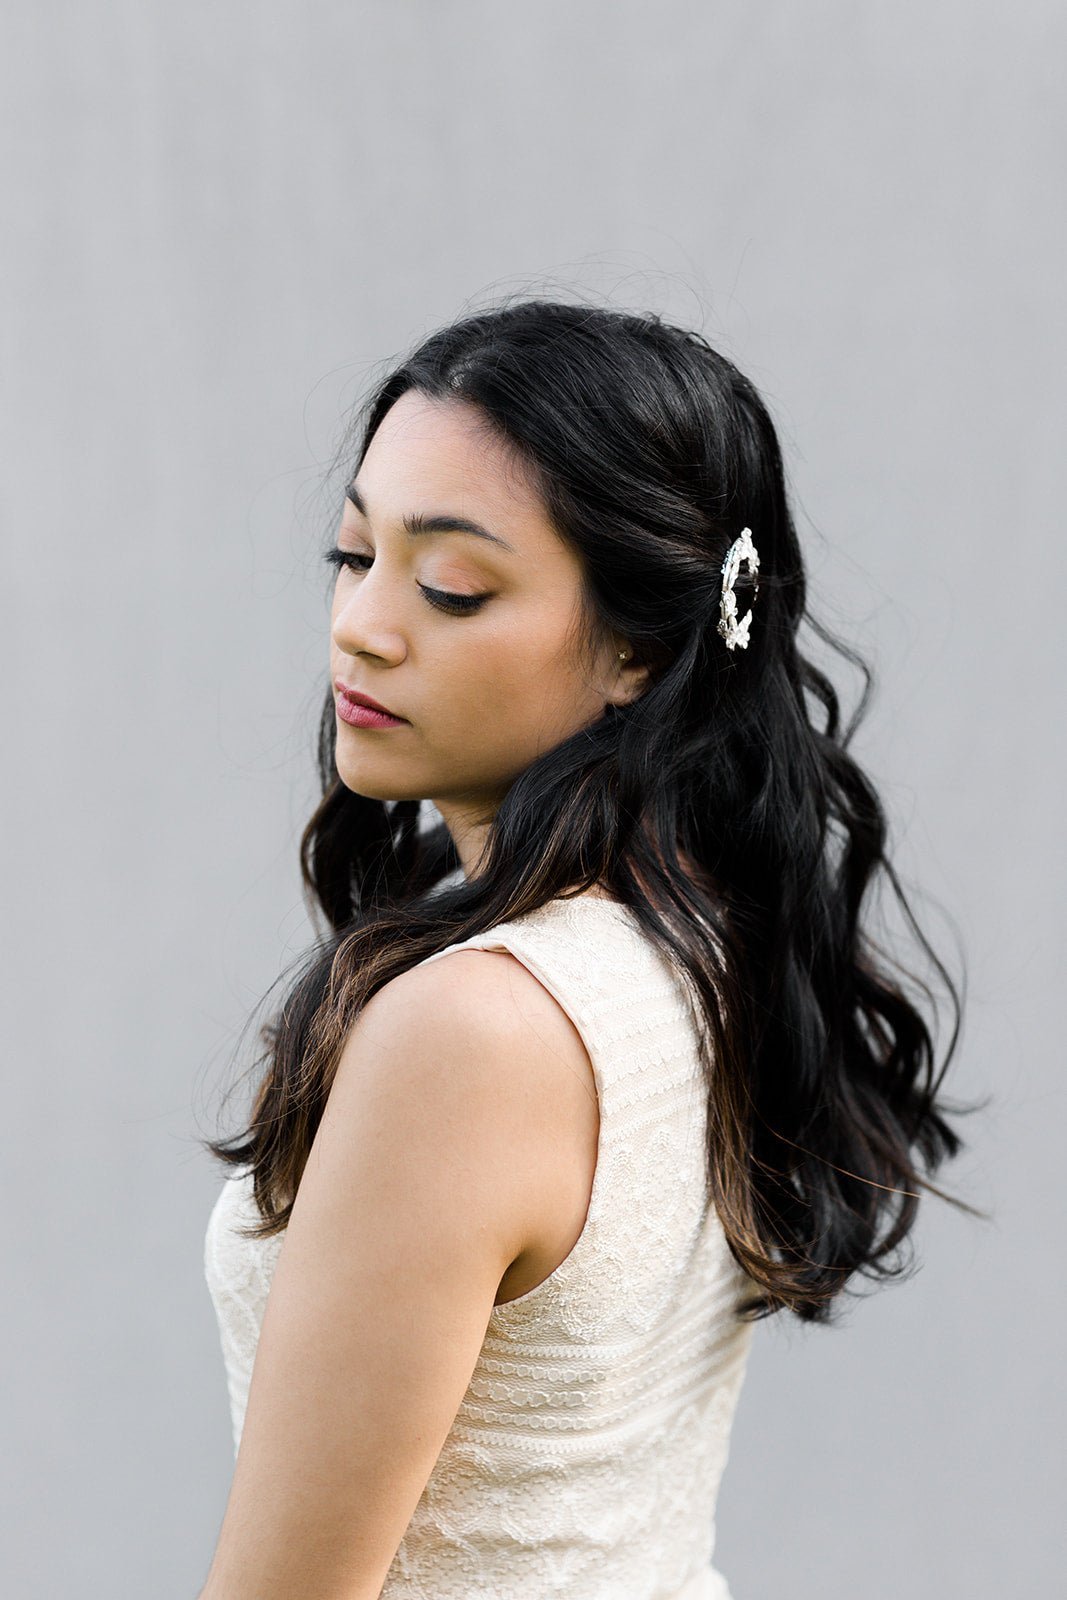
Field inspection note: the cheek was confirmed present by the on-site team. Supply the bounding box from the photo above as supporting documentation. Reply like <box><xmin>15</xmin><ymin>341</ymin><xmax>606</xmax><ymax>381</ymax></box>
<box><xmin>465</xmin><ymin>622</ymin><xmax>591</xmax><ymax>739</ymax></box>
<box><xmin>436</xmin><ymin>627</ymin><xmax>530</xmax><ymax>716</ymax></box>
<box><xmin>417</xmin><ymin>621</ymin><xmax>549</xmax><ymax>746</ymax></box>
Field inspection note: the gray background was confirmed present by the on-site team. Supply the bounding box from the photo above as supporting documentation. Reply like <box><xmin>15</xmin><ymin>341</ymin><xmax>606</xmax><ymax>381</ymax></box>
<box><xmin>3</xmin><ymin>2</ymin><xmax>1062</xmax><ymax>1596</ymax></box>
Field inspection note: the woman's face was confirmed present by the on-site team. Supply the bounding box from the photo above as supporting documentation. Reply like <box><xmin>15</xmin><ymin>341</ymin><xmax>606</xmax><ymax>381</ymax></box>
<box><xmin>329</xmin><ymin>390</ymin><xmax>645</xmax><ymax>847</ymax></box>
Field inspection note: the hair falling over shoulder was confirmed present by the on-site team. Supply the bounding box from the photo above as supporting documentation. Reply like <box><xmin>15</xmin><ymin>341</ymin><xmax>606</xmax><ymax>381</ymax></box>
<box><xmin>202</xmin><ymin>295</ymin><xmax>986</xmax><ymax>1325</ymax></box>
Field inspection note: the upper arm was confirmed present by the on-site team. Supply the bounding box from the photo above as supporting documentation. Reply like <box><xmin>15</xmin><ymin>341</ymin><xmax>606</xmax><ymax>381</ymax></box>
<box><xmin>200</xmin><ymin>947</ymin><xmax>598</xmax><ymax>1600</ymax></box>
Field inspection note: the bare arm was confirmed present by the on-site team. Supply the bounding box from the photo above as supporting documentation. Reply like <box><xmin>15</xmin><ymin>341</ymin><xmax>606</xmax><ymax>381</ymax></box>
<box><xmin>197</xmin><ymin>946</ymin><xmax>598</xmax><ymax>1600</ymax></box>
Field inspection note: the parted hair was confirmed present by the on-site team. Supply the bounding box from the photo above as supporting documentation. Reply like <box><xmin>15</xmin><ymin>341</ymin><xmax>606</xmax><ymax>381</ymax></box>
<box><xmin>204</xmin><ymin>295</ymin><xmax>983</xmax><ymax>1324</ymax></box>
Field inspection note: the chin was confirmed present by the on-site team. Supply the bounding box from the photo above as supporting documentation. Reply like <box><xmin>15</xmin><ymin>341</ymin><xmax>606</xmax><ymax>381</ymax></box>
<box><xmin>338</xmin><ymin>773</ymin><xmax>422</xmax><ymax>803</ymax></box>
<box><xmin>334</xmin><ymin>753</ymin><xmax>419</xmax><ymax>803</ymax></box>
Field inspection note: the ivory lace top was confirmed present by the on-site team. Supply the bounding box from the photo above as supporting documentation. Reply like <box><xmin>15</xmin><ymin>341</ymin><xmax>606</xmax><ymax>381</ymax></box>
<box><xmin>204</xmin><ymin>893</ymin><xmax>756</xmax><ymax>1600</ymax></box>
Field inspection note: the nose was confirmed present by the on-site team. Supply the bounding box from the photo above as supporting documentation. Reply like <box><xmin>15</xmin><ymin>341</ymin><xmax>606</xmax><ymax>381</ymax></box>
<box><xmin>331</xmin><ymin>569</ymin><xmax>408</xmax><ymax>666</ymax></box>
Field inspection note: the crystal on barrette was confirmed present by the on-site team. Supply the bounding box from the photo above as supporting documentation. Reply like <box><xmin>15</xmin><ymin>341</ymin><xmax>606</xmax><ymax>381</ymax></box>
<box><xmin>717</xmin><ymin>526</ymin><xmax>760</xmax><ymax>651</ymax></box>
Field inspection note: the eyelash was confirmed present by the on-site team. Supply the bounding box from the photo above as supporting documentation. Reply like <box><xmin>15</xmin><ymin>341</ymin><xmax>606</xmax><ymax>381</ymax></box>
<box><xmin>322</xmin><ymin>548</ymin><xmax>490</xmax><ymax>617</ymax></box>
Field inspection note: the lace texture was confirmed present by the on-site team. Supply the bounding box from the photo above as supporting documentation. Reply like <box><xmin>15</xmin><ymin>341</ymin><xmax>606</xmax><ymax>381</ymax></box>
<box><xmin>204</xmin><ymin>895</ymin><xmax>755</xmax><ymax>1599</ymax></box>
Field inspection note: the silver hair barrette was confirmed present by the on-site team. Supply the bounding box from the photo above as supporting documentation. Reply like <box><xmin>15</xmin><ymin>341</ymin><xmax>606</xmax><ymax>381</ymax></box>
<box><xmin>717</xmin><ymin>526</ymin><xmax>761</xmax><ymax>651</ymax></box>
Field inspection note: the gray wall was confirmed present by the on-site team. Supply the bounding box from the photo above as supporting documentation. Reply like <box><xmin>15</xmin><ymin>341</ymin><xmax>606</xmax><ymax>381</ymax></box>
<box><xmin>3</xmin><ymin>3</ymin><xmax>1061</xmax><ymax>1595</ymax></box>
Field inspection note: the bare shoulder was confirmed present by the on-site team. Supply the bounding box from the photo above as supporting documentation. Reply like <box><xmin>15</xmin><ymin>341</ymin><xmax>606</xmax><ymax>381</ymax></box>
<box><xmin>358</xmin><ymin>943</ymin><xmax>598</xmax><ymax>1104</ymax></box>
<box><xmin>351</xmin><ymin>944</ymin><xmax>600</xmax><ymax>1291</ymax></box>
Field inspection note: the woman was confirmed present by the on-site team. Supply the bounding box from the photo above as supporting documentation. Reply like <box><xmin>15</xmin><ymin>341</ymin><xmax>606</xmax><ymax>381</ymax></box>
<box><xmin>200</xmin><ymin>298</ymin><xmax>975</xmax><ymax>1600</ymax></box>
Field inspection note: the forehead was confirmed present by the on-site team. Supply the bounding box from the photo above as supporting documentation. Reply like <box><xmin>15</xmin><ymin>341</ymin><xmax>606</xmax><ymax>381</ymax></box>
<box><xmin>354</xmin><ymin>391</ymin><xmax>562</xmax><ymax>557</ymax></box>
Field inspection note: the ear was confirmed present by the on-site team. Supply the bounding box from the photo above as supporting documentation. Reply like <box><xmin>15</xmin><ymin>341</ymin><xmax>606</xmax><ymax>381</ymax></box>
<box><xmin>606</xmin><ymin>648</ymin><xmax>650</xmax><ymax>708</ymax></box>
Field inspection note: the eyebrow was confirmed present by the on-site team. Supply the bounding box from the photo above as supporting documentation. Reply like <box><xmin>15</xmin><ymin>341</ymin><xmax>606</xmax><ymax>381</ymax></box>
<box><xmin>344</xmin><ymin>479</ymin><xmax>517</xmax><ymax>554</ymax></box>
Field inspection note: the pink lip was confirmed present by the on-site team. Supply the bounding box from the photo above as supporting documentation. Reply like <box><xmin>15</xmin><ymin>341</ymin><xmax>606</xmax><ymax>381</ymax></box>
<box><xmin>334</xmin><ymin>680</ymin><xmax>407</xmax><ymax>728</ymax></box>
<box><xmin>337</xmin><ymin>698</ymin><xmax>406</xmax><ymax>729</ymax></box>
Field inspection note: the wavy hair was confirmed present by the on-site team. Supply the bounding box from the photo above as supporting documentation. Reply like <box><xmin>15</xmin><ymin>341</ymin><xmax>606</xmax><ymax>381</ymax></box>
<box><xmin>203</xmin><ymin>296</ymin><xmax>984</xmax><ymax>1324</ymax></box>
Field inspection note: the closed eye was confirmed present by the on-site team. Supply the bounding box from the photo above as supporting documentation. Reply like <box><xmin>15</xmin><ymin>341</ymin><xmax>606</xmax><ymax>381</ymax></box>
<box><xmin>323</xmin><ymin>547</ymin><xmax>491</xmax><ymax>617</ymax></box>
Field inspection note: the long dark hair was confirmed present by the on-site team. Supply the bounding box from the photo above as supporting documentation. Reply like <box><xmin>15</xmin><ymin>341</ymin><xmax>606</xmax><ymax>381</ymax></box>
<box><xmin>203</xmin><ymin>295</ymin><xmax>985</xmax><ymax>1324</ymax></box>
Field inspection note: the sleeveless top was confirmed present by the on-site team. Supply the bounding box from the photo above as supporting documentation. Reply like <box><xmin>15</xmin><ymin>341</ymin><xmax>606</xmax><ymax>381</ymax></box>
<box><xmin>204</xmin><ymin>894</ymin><xmax>757</xmax><ymax>1600</ymax></box>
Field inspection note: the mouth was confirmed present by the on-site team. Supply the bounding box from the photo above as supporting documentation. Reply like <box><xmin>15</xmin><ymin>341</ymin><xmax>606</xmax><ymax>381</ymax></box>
<box><xmin>334</xmin><ymin>679</ymin><xmax>408</xmax><ymax>728</ymax></box>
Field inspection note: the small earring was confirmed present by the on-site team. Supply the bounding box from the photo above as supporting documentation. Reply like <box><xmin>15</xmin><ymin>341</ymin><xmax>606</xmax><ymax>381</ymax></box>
<box><xmin>618</xmin><ymin>650</ymin><xmax>629</xmax><ymax>662</ymax></box>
